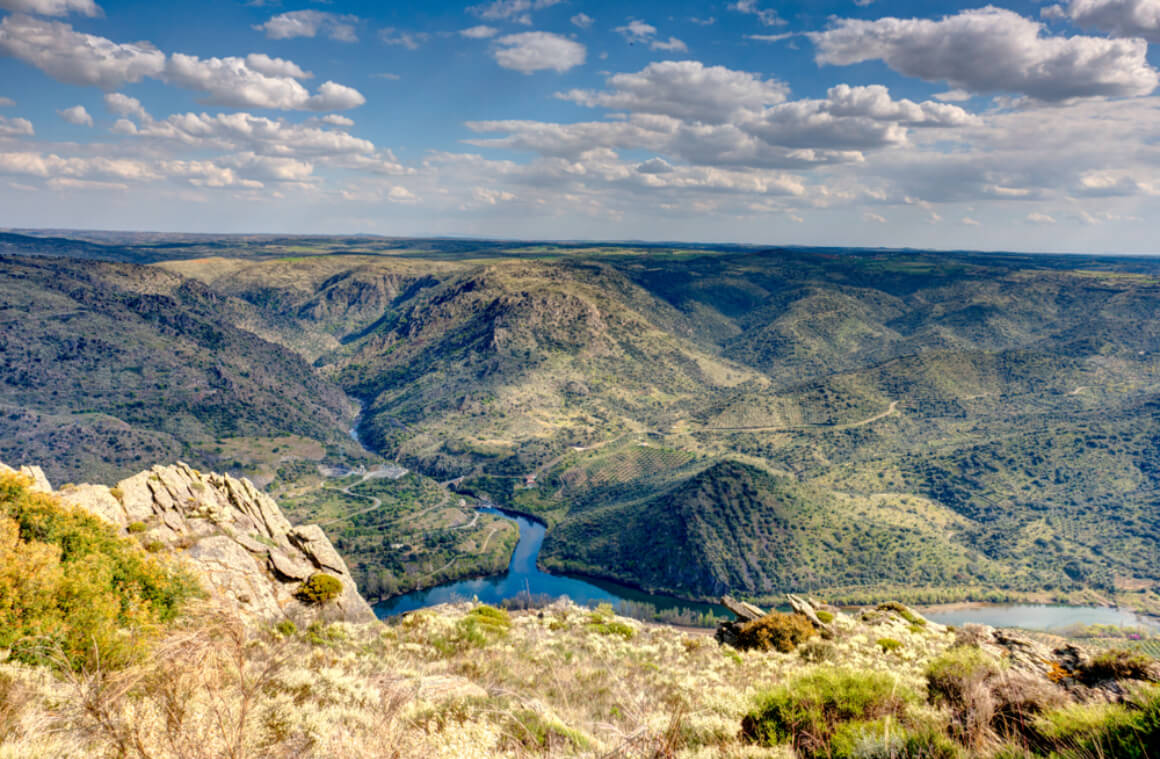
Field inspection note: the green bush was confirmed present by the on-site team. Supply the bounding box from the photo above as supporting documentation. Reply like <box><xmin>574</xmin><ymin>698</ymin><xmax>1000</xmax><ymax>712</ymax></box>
<box><xmin>1034</xmin><ymin>690</ymin><xmax>1160</xmax><ymax>759</ymax></box>
<box><xmin>742</xmin><ymin>667</ymin><xmax>915</xmax><ymax>757</ymax></box>
<box><xmin>1080</xmin><ymin>649</ymin><xmax>1156</xmax><ymax>684</ymax></box>
<box><xmin>274</xmin><ymin>619</ymin><xmax>298</xmax><ymax>638</ymax></box>
<box><xmin>735</xmin><ymin>612</ymin><xmax>817</xmax><ymax>653</ymax></box>
<box><xmin>127</xmin><ymin>521</ymin><xmax>148</xmax><ymax>533</ymax></box>
<box><xmin>0</xmin><ymin>473</ymin><xmax>199</xmax><ymax>671</ymax></box>
<box><xmin>926</xmin><ymin>647</ymin><xmax>1001</xmax><ymax>707</ymax></box>
<box><xmin>878</xmin><ymin>638</ymin><xmax>903</xmax><ymax>653</ymax></box>
<box><xmin>830</xmin><ymin>718</ymin><xmax>961</xmax><ymax>759</ymax></box>
<box><xmin>815</xmin><ymin>610</ymin><xmax>835</xmax><ymax>624</ymax></box>
<box><xmin>295</xmin><ymin>573</ymin><xmax>344</xmax><ymax>604</ymax></box>
<box><xmin>799</xmin><ymin>639</ymin><xmax>837</xmax><ymax>663</ymax></box>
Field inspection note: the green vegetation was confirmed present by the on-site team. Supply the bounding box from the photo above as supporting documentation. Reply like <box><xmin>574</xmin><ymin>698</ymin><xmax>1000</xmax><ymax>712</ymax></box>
<box><xmin>742</xmin><ymin>668</ymin><xmax>916</xmax><ymax>757</ymax></box>
<box><xmin>295</xmin><ymin>573</ymin><xmax>343</xmax><ymax>604</ymax></box>
<box><xmin>7</xmin><ymin>237</ymin><xmax>1160</xmax><ymax>609</ymax></box>
<box><xmin>0</xmin><ymin>472</ymin><xmax>197</xmax><ymax>669</ymax></box>
<box><xmin>734</xmin><ymin>612</ymin><xmax>817</xmax><ymax>653</ymax></box>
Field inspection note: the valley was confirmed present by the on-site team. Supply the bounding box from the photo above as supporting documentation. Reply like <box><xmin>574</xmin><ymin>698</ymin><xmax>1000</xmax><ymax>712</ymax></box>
<box><xmin>3</xmin><ymin>232</ymin><xmax>1160</xmax><ymax>615</ymax></box>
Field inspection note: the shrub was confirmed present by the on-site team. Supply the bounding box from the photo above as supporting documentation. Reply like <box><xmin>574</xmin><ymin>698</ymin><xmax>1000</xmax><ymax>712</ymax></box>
<box><xmin>830</xmin><ymin>719</ymin><xmax>961</xmax><ymax>759</ymax></box>
<box><xmin>878</xmin><ymin>638</ymin><xmax>903</xmax><ymax>653</ymax></box>
<box><xmin>127</xmin><ymin>521</ymin><xmax>147</xmax><ymax>533</ymax></box>
<box><xmin>742</xmin><ymin>667</ymin><xmax>915</xmax><ymax>757</ymax></box>
<box><xmin>735</xmin><ymin>612</ymin><xmax>817</xmax><ymax>653</ymax></box>
<box><xmin>109</xmin><ymin>486</ymin><xmax>124</xmax><ymax>502</ymax></box>
<box><xmin>1080</xmin><ymin>648</ymin><xmax>1157</xmax><ymax>684</ymax></box>
<box><xmin>296</xmin><ymin>573</ymin><xmax>344</xmax><ymax>604</ymax></box>
<box><xmin>816</xmin><ymin>610</ymin><xmax>835</xmax><ymax>624</ymax></box>
<box><xmin>0</xmin><ymin>473</ymin><xmax>198</xmax><ymax>671</ymax></box>
<box><xmin>800</xmin><ymin>639</ymin><xmax>837</xmax><ymax>663</ymax></box>
<box><xmin>274</xmin><ymin>619</ymin><xmax>297</xmax><ymax>638</ymax></box>
<box><xmin>1034</xmin><ymin>690</ymin><xmax>1160</xmax><ymax>759</ymax></box>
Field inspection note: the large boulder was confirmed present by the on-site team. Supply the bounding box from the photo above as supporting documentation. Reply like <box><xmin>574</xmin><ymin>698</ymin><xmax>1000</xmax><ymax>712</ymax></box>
<box><xmin>3</xmin><ymin>459</ymin><xmax>376</xmax><ymax>626</ymax></box>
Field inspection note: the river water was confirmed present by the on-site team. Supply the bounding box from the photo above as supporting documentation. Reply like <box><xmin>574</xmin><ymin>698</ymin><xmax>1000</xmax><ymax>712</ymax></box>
<box><xmin>373</xmin><ymin>508</ymin><xmax>728</xmax><ymax>620</ymax></box>
<box><xmin>373</xmin><ymin>508</ymin><xmax>1160</xmax><ymax>632</ymax></box>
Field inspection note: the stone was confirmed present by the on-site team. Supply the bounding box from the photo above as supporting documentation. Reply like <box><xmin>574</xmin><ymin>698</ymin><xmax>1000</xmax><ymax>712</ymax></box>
<box><xmin>2</xmin><ymin>458</ymin><xmax>377</xmax><ymax>626</ymax></box>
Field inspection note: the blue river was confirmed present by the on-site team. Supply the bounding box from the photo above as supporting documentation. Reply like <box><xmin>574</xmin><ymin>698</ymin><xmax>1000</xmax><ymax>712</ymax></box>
<box><xmin>374</xmin><ymin>508</ymin><xmax>1160</xmax><ymax>633</ymax></box>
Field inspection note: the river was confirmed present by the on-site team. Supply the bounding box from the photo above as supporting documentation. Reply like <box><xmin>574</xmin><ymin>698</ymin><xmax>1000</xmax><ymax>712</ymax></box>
<box><xmin>373</xmin><ymin>508</ymin><xmax>1160</xmax><ymax>633</ymax></box>
<box><xmin>373</xmin><ymin>507</ymin><xmax>728</xmax><ymax>620</ymax></box>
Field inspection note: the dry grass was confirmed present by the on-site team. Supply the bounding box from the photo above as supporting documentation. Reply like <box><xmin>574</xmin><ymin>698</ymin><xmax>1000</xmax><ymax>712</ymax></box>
<box><xmin>0</xmin><ymin>598</ymin><xmax>959</xmax><ymax>759</ymax></box>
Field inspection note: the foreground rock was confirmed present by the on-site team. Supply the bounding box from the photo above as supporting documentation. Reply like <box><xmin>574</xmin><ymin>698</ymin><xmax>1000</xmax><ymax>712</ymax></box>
<box><xmin>2</xmin><ymin>460</ymin><xmax>375</xmax><ymax>626</ymax></box>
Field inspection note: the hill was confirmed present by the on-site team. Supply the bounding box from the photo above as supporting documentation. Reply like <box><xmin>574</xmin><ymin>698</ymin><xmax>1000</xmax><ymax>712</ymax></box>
<box><xmin>2</xmin><ymin>233</ymin><xmax>1160</xmax><ymax>610</ymax></box>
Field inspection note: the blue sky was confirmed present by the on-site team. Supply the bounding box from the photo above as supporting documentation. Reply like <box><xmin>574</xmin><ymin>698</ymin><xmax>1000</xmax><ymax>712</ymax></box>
<box><xmin>2</xmin><ymin>0</ymin><xmax>1160</xmax><ymax>252</ymax></box>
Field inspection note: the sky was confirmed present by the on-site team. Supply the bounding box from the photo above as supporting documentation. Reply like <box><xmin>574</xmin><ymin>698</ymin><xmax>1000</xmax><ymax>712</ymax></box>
<box><xmin>2</xmin><ymin>0</ymin><xmax>1160</xmax><ymax>252</ymax></box>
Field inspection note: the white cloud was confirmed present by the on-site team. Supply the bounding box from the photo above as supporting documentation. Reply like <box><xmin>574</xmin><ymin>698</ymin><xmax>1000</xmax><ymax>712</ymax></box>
<box><xmin>863</xmin><ymin>211</ymin><xmax>887</xmax><ymax>223</ymax></box>
<box><xmin>255</xmin><ymin>11</ymin><xmax>359</xmax><ymax>42</ymax></box>
<box><xmin>746</xmin><ymin>33</ymin><xmax>796</xmax><ymax>42</ymax></box>
<box><xmin>961</xmin><ymin>216</ymin><xmax>981</xmax><ymax>226</ymax></box>
<box><xmin>560</xmin><ymin>61</ymin><xmax>788</xmax><ymax>123</ymax></box>
<box><xmin>0</xmin><ymin>14</ymin><xmax>165</xmax><ymax>89</ymax></box>
<box><xmin>57</xmin><ymin>104</ymin><xmax>92</xmax><ymax>126</ymax></box>
<box><xmin>493</xmin><ymin>32</ymin><xmax>585</xmax><ymax>74</ymax></box>
<box><xmin>1044</xmin><ymin>0</ymin><xmax>1160</xmax><ymax>43</ymax></box>
<box><xmin>322</xmin><ymin>114</ymin><xmax>354</xmax><ymax>127</ymax></box>
<box><xmin>110</xmin><ymin>118</ymin><xmax>136</xmax><ymax>134</ymax></box>
<box><xmin>469</xmin><ymin>0</ymin><xmax>563</xmax><ymax>22</ymax></box>
<box><xmin>729</xmin><ymin>0</ymin><xmax>785</xmax><ymax>26</ymax></box>
<box><xmin>934</xmin><ymin>89</ymin><xmax>972</xmax><ymax>102</ymax></box>
<box><xmin>1027</xmin><ymin>212</ymin><xmax>1057</xmax><ymax>223</ymax></box>
<box><xmin>103</xmin><ymin>92</ymin><xmax>148</xmax><ymax>121</ymax></box>
<box><xmin>616</xmin><ymin>20</ymin><xmax>657</xmax><ymax>41</ymax></box>
<box><xmin>135</xmin><ymin>111</ymin><xmax>376</xmax><ymax>157</ymax></box>
<box><xmin>0</xmin><ymin>0</ymin><xmax>100</xmax><ymax>17</ymax></box>
<box><xmin>460</xmin><ymin>25</ymin><xmax>499</xmax><ymax>39</ymax></box>
<box><xmin>243</xmin><ymin>53</ymin><xmax>311</xmax><ymax>80</ymax></box>
<box><xmin>0</xmin><ymin>151</ymin><xmax>158</xmax><ymax>181</ymax></box>
<box><xmin>380</xmin><ymin>28</ymin><xmax>428</xmax><ymax>50</ymax></box>
<box><xmin>651</xmin><ymin>37</ymin><xmax>688</xmax><ymax>52</ymax></box>
<box><xmin>0</xmin><ymin>97</ymin><xmax>13</xmax><ymax>106</ymax></box>
<box><xmin>164</xmin><ymin>54</ymin><xmax>364</xmax><ymax>111</ymax></box>
<box><xmin>0</xmin><ymin>115</ymin><xmax>34</xmax><ymax>137</ymax></box>
<box><xmin>810</xmin><ymin>6</ymin><xmax>1158</xmax><ymax>101</ymax></box>
<box><xmin>0</xmin><ymin>15</ymin><xmax>364</xmax><ymax>110</ymax></box>
<box><xmin>571</xmin><ymin>13</ymin><xmax>594</xmax><ymax>29</ymax></box>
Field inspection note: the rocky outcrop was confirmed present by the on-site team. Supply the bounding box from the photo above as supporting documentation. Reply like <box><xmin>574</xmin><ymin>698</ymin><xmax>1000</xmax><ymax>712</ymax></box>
<box><xmin>2</xmin><ymin>460</ymin><xmax>376</xmax><ymax>626</ymax></box>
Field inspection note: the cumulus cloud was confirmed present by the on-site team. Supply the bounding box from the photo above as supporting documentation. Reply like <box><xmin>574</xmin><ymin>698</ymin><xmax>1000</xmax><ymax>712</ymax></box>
<box><xmin>0</xmin><ymin>14</ymin><xmax>165</xmax><ymax>89</ymax></box>
<box><xmin>135</xmin><ymin>111</ymin><xmax>376</xmax><ymax>157</ymax></box>
<box><xmin>255</xmin><ymin>11</ymin><xmax>359</xmax><ymax>42</ymax></box>
<box><xmin>0</xmin><ymin>97</ymin><xmax>13</xmax><ymax>106</ymax></box>
<box><xmin>1027</xmin><ymin>212</ymin><xmax>1057</xmax><ymax>223</ymax></box>
<box><xmin>165</xmin><ymin>54</ymin><xmax>364</xmax><ymax>110</ymax></box>
<box><xmin>1044</xmin><ymin>0</ymin><xmax>1160</xmax><ymax>42</ymax></box>
<box><xmin>243</xmin><ymin>53</ymin><xmax>311</xmax><ymax>80</ymax></box>
<box><xmin>460</xmin><ymin>25</ymin><xmax>499</xmax><ymax>39</ymax></box>
<box><xmin>728</xmin><ymin>0</ymin><xmax>785</xmax><ymax>26</ymax></box>
<box><xmin>103</xmin><ymin>92</ymin><xmax>149</xmax><ymax>121</ymax></box>
<box><xmin>571</xmin><ymin>13</ymin><xmax>594</xmax><ymax>29</ymax></box>
<box><xmin>0</xmin><ymin>15</ymin><xmax>364</xmax><ymax>110</ymax></box>
<box><xmin>0</xmin><ymin>115</ymin><xmax>34</xmax><ymax>137</ymax></box>
<box><xmin>810</xmin><ymin>6</ymin><xmax>1158</xmax><ymax>101</ymax></box>
<box><xmin>470</xmin><ymin>0</ymin><xmax>564</xmax><ymax>22</ymax></box>
<box><xmin>616</xmin><ymin>19</ymin><xmax>657</xmax><ymax>41</ymax></box>
<box><xmin>559</xmin><ymin>60</ymin><xmax>789</xmax><ymax>123</ymax></box>
<box><xmin>322</xmin><ymin>114</ymin><xmax>354</xmax><ymax>127</ymax></box>
<box><xmin>493</xmin><ymin>32</ymin><xmax>585</xmax><ymax>74</ymax></box>
<box><xmin>0</xmin><ymin>0</ymin><xmax>100</xmax><ymax>17</ymax></box>
<box><xmin>57</xmin><ymin>104</ymin><xmax>92</xmax><ymax>126</ymax></box>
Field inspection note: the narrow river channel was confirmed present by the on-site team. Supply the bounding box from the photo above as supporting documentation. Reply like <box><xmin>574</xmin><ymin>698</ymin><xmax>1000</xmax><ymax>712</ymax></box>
<box><xmin>374</xmin><ymin>507</ymin><xmax>728</xmax><ymax>620</ymax></box>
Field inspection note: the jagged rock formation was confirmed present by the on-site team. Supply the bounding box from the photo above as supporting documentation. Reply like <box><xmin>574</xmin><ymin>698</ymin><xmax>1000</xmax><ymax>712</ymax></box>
<box><xmin>1</xmin><ymin>460</ymin><xmax>376</xmax><ymax>626</ymax></box>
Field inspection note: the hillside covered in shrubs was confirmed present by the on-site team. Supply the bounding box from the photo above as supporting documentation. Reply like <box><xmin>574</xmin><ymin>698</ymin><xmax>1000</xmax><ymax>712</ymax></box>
<box><xmin>2</xmin><ymin>463</ymin><xmax>1158</xmax><ymax>758</ymax></box>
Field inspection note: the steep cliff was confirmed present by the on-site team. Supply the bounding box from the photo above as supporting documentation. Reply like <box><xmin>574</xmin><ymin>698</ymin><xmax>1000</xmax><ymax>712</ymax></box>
<box><xmin>0</xmin><ymin>459</ymin><xmax>375</xmax><ymax>625</ymax></box>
